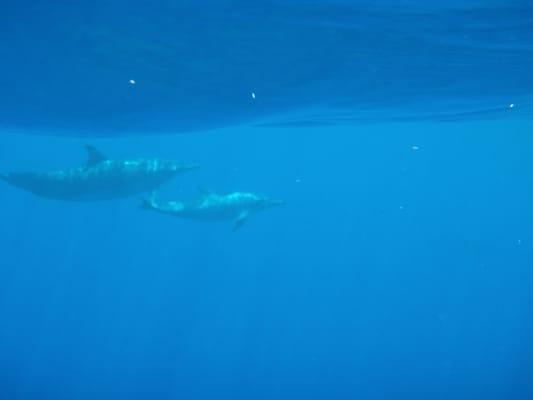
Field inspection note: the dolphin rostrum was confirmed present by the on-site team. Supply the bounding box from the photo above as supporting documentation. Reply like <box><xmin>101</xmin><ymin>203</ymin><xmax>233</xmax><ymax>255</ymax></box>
<box><xmin>141</xmin><ymin>189</ymin><xmax>284</xmax><ymax>230</ymax></box>
<box><xmin>0</xmin><ymin>145</ymin><xmax>199</xmax><ymax>201</ymax></box>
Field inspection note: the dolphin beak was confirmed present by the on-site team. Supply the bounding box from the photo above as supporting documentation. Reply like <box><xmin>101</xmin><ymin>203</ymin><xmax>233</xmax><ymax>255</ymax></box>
<box><xmin>178</xmin><ymin>163</ymin><xmax>200</xmax><ymax>172</ymax></box>
<box><xmin>270</xmin><ymin>199</ymin><xmax>285</xmax><ymax>206</ymax></box>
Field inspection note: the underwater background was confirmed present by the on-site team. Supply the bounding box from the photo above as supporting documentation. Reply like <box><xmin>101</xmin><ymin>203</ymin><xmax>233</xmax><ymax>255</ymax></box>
<box><xmin>1</xmin><ymin>1</ymin><xmax>533</xmax><ymax>399</ymax></box>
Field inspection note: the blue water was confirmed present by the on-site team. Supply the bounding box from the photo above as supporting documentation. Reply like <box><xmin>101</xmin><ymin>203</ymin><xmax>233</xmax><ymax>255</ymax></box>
<box><xmin>1</xmin><ymin>1</ymin><xmax>533</xmax><ymax>399</ymax></box>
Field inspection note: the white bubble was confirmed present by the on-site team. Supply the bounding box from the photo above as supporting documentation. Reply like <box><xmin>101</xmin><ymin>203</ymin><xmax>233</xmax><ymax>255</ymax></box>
<box><xmin>295</xmin><ymin>178</ymin><xmax>301</xmax><ymax>183</ymax></box>
<box><xmin>509</xmin><ymin>103</ymin><xmax>515</xmax><ymax>109</ymax></box>
<box><xmin>251</xmin><ymin>92</ymin><xmax>256</xmax><ymax>99</ymax></box>
<box><xmin>411</xmin><ymin>145</ymin><xmax>419</xmax><ymax>151</ymax></box>
<box><xmin>129</xmin><ymin>79</ymin><xmax>136</xmax><ymax>85</ymax></box>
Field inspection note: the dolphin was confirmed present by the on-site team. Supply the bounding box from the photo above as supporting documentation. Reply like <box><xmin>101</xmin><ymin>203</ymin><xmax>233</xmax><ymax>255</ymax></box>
<box><xmin>0</xmin><ymin>145</ymin><xmax>199</xmax><ymax>201</ymax></box>
<box><xmin>141</xmin><ymin>189</ymin><xmax>284</xmax><ymax>230</ymax></box>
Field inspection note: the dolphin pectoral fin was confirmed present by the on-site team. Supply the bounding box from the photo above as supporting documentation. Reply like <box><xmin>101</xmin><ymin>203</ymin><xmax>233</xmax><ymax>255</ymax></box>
<box><xmin>233</xmin><ymin>211</ymin><xmax>250</xmax><ymax>231</ymax></box>
<box><xmin>149</xmin><ymin>191</ymin><xmax>160</xmax><ymax>206</ymax></box>
<box><xmin>84</xmin><ymin>145</ymin><xmax>107</xmax><ymax>167</ymax></box>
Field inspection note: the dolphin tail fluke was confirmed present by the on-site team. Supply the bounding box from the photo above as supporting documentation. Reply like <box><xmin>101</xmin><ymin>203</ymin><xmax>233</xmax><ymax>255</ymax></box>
<box><xmin>140</xmin><ymin>191</ymin><xmax>159</xmax><ymax>210</ymax></box>
<box><xmin>140</xmin><ymin>199</ymin><xmax>154</xmax><ymax>210</ymax></box>
<box><xmin>0</xmin><ymin>173</ymin><xmax>11</xmax><ymax>185</ymax></box>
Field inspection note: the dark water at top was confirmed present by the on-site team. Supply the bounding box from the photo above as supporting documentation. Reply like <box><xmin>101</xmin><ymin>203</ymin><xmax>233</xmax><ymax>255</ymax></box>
<box><xmin>1</xmin><ymin>2</ymin><xmax>533</xmax><ymax>400</ymax></box>
<box><xmin>1</xmin><ymin>0</ymin><xmax>533</xmax><ymax>135</ymax></box>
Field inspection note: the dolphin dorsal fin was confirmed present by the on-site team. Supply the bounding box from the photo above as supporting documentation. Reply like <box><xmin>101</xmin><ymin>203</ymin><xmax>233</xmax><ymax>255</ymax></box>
<box><xmin>84</xmin><ymin>145</ymin><xmax>107</xmax><ymax>167</ymax></box>
<box><xmin>198</xmin><ymin>186</ymin><xmax>215</xmax><ymax>196</ymax></box>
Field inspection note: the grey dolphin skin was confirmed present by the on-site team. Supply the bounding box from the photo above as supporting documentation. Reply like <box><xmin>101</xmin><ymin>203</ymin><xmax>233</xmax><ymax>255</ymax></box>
<box><xmin>0</xmin><ymin>145</ymin><xmax>198</xmax><ymax>201</ymax></box>
<box><xmin>141</xmin><ymin>189</ymin><xmax>284</xmax><ymax>230</ymax></box>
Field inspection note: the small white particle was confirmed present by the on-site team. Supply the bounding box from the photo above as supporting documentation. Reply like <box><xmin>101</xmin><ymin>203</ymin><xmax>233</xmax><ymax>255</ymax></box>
<box><xmin>251</xmin><ymin>92</ymin><xmax>256</xmax><ymax>99</ymax></box>
<box><xmin>509</xmin><ymin>103</ymin><xmax>515</xmax><ymax>109</ymax></box>
<box><xmin>399</xmin><ymin>205</ymin><xmax>404</xmax><ymax>211</ymax></box>
<box><xmin>518</xmin><ymin>239</ymin><xmax>522</xmax><ymax>245</ymax></box>
<box><xmin>295</xmin><ymin>178</ymin><xmax>301</xmax><ymax>183</ymax></box>
<box><xmin>129</xmin><ymin>79</ymin><xmax>136</xmax><ymax>85</ymax></box>
<box><xmin>411</xmin><ymin>145</ymin><xmax>419</xmax><ymax>151</ymax></box>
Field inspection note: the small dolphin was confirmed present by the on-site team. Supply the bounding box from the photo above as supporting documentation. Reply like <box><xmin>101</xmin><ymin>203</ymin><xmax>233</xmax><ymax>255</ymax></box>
<box><xmin>0</xmin><ymin>145</ymin><xmax>198</xmax><ymax>201</ymax></box>
<box><xmin>141</xmin><ymin>189</ymin><xmax>284</xmax><ymax>230</ymax></box>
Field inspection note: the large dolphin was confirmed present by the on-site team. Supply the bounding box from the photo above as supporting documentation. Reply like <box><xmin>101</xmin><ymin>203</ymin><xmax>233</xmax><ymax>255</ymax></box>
<box><xmin>141</xmin><ymin>189</ymin><xmax>284</xmax><ymax>230</ymax></box>
<box><xmin>0</xmin><ymin>145</ymin><xmax>198</xmax><ymax>201</ymax></box>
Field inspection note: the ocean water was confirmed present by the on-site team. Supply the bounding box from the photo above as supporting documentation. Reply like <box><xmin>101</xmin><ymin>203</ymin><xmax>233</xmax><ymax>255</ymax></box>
<box><xmin>1</xmin><ymin>1</ymin><xmax>533</xmax><ymax>400</ymax></box>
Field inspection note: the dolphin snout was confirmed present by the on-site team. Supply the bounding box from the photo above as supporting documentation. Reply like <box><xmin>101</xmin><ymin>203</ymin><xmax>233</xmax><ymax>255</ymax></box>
<box><xmin>270</xmin><ymin>199</ymin><xmax>285</xmax><ymax>206</ymax></box>
<box><xmin>174</xmin><ymin>163</ymin><xmax>200</xmax><ymax>172</ymax></box>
